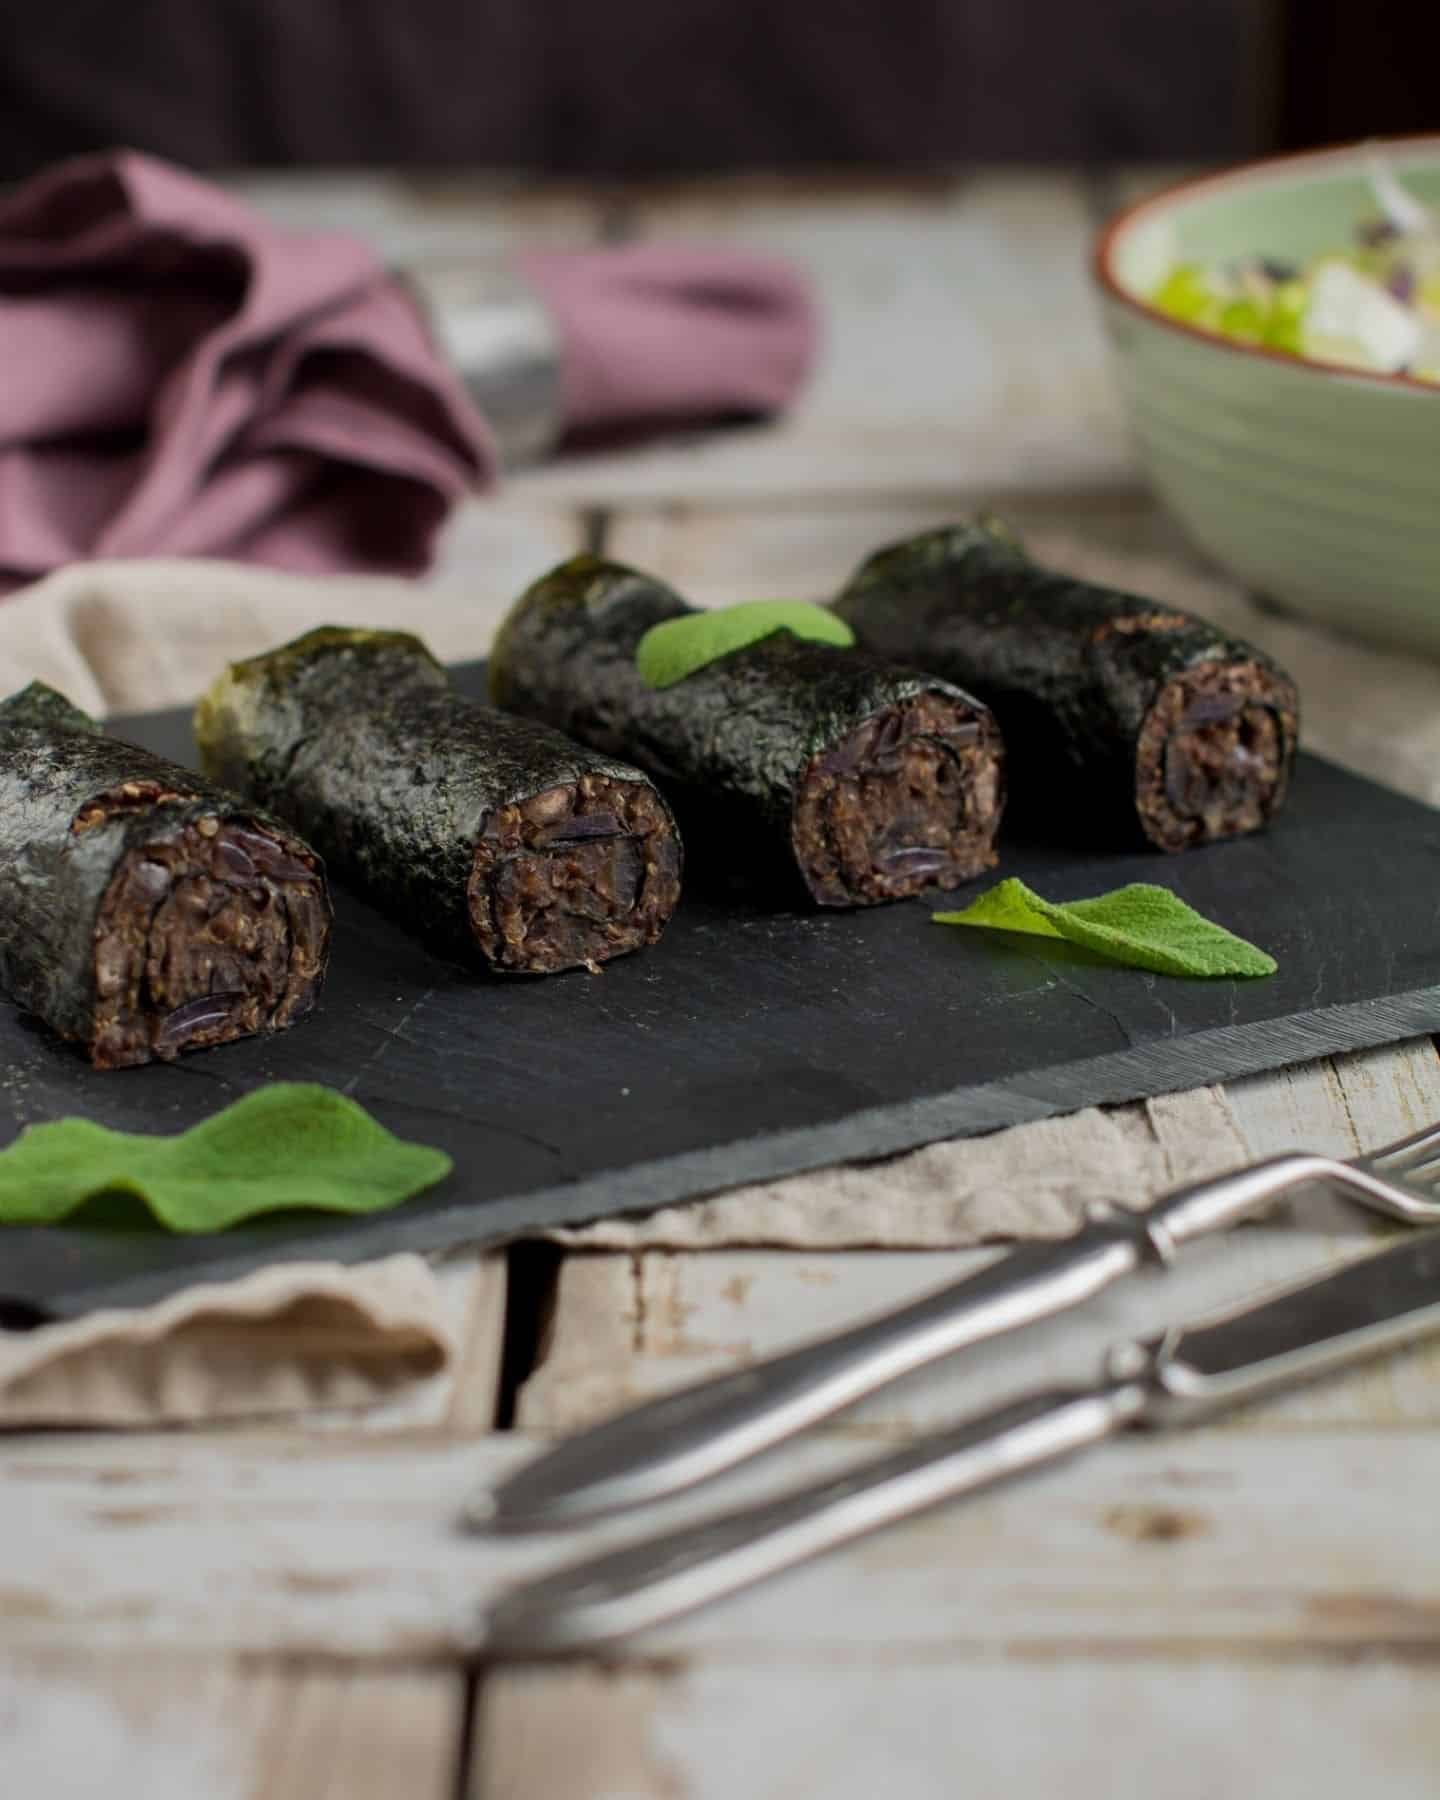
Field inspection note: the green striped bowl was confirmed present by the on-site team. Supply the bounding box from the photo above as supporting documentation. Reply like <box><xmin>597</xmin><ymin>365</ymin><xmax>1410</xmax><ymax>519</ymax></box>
<box><xmin>1094</xmin><ymin>138</ymin><xmax>1440</xmax><ymax>655</ymax></box>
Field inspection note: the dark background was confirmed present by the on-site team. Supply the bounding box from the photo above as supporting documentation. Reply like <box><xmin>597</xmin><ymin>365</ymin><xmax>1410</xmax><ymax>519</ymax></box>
<box><xmin>0</xmin><ymin>0</ymin><xmax>1431</xmax><ymax>178</ymax></box>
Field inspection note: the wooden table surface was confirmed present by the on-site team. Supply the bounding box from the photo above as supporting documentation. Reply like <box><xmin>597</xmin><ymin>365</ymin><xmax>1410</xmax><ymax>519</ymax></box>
<box><xmin>7</xmin><ymin>169</ymin><xmax>1440</xmax><ymax>1799</ymax></box>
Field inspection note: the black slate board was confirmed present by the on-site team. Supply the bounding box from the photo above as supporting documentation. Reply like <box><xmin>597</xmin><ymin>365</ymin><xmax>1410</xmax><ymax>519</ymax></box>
<box><xmin>5</xmin><ymin>661</ymin><xmax>1440</xmax><ymax>1321</ymax></box>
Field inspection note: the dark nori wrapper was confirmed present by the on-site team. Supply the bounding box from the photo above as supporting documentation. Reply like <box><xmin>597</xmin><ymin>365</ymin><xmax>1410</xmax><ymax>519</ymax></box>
<box><xmin>832</xmin><ymin>519</ymin><xmax>1300</xmax><ymax>852</ymax></box>
<box><xmin>195</xmin><ymin>627</ymin><xmax>682</xmax><ymax>974</ymax></box>
<box><xmin>0</xmin><ymin>683</ymin><xmax>330</xmax><ymax>1069</ymax></box>
<box><xmin>488</xmin><ymin>555</ymin><xmax>1005</xmax><ymax>907</ymax></box>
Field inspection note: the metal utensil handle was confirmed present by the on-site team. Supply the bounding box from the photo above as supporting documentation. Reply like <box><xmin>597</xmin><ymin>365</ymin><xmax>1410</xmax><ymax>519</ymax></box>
<box><xmin>1150</xmin><ymin>1151</ymin><xmax>1437</xmax><ymax>1239</ymax></box>
<box><xmin>486</xmin><ymin>1380</ymin><xmax>1146</xmax><ymax>1654</ymax></box>
<box><xmin>484</xmin><ymin>1151</ymin><xmax>1372</xmax><ymax>1529</ymax></box>
<box><xmin>485</xmin><ymin>1224</ymin><xmax>1150</xmax><ymax>1528</ymax></box>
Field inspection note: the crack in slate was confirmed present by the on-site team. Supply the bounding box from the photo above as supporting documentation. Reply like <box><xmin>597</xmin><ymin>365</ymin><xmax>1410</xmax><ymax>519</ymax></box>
<box><xmin>1022</xmin><ymin>949</ymin><xmax>1135</xmax><ymax>1049</ymax></box>
<box><xmin>342</xmin><ymin>986</ymin><xmax>438</xmax><ymax>1095</ymax></box>
<box><xmin>341</xmin><ymin>1088</ymin><xmax>568</xmax><ymax>1163</ymax></box>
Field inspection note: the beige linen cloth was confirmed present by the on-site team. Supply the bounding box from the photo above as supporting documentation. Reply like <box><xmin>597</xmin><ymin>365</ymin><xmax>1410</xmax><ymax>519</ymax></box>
<box><xmin>1</xmin><ymin>536</ymin><xmax>1437</xmax><ymax>1425</ymax></box>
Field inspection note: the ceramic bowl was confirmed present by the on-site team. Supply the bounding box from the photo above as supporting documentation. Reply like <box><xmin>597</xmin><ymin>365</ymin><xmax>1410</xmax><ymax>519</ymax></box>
<box><xmin>1093</xmin><ymin>137</ymin><xmax>1440</xmax><ymax>655</ymax></box>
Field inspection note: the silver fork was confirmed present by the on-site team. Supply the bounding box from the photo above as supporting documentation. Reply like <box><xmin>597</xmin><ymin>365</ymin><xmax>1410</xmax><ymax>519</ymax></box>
<box><xmin>478</xmin><ymin>1119</ymin><xmax>1440</xmax><ymax>1529</ymax></box>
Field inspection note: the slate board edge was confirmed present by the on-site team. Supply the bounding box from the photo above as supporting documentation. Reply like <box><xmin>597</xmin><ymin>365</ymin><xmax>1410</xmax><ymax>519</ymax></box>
<box><xmin>19</xmin><ymin>983</ymin><xmax>1440</xmax><ymax>1321</ymax></box>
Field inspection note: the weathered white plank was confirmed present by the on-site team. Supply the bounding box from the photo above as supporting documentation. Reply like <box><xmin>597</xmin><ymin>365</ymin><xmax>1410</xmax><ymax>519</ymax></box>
<box><xmin>606</xmin><ymin>493</ymin><xmax>1184</xmax><ymax>610</ymax></box>
<box><xmin>439</xmin><ymin>1254</ymin><xmax>514</xmax><ymax>1437</ymax></box>
<box><xmin>512</xmin><ymin>173</ymin><xmax>1135</xmax><ymax>506</ymax></box>
<box><xmin>1227</xmin><ymin>1036</ymin><xmax>1440</xmax><ymax>1169</ymax></box>
<box><xmin>0</xmin><ymin>1433</ymin><xmax>520</xmax><ymax>1658</ymax></box>
<box><xmin>473</xmin><ymin>1667</ymin><xmax>683</xmax><ymax>1800</ymax></box>
<box><xmin>635</xmin><ymin>1426</ymin><xmax>1440</xmax><ymax>1660</ymax></box>
<box><xmin>238</xmin><ymin>1665</ymin><xmax>463</xmax><ymax>1800</ymax></box>
<box><xmin>222</xmin><ymin>172</ymin><xmax>599</xmax><ymax>264</ymax></box>
<box><xmin>0</xmin><ymin>1656</ymin><xmax>253</xmax><ymax>1799</ymax></box>
<box><xmin>426</xmin><ymin>503</ymin><xmax>585</xmax><ymax>629</ymax></box>
<box><xmin>6</xmin><ymin>1427</ymin><xmax>1440</xmax><ymax>1658</ymax></box>
<box><xmin>0</xmin><ymin>1656</ymin><xmax>462</xmax><ymax>1800</ymax></box>
<box><xmin>474</xmin><ymin>1658</ymin><xmax>1440</xmax><ymax>1800</ymax></box>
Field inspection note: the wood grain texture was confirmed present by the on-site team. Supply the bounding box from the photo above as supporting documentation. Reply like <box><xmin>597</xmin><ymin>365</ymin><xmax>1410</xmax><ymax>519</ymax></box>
<box><xmin>439</xmin><ymin>1254</ymin><xmax>513</xmax><ymax>1437</ymax></box>
<box><xmin>473</xmin><ymin>1668</ymin><xmax>685</xmax><ymax>1800</ymax></box>
<box><xmin>605</xmin><ymin>494</ymin><xmax>1188</xmax><ymax>610</ymax></box>
<box><xmin>473</xmin><ymin>1658</ymin><xmax>1440</xmax><ymax>1800</ymax></box>
<box><xmin>6</xmin><ymin>1427</ymin><xmax>1440</xmax><ymax>1659</ymax></box>
<box><xmin>0</xmin><ymin>1656</ymin><xmax>463</xmax><ymax>1800</ymax></box>
<box><xmin>0</xmin><ymin>1433</ymin><xmax>521</xmax><ymax>1657</ymax></box>
<box><xmin>223</xmin><ymin>172</ymin><xmax>600</xmax><ymax>266</ymax></box>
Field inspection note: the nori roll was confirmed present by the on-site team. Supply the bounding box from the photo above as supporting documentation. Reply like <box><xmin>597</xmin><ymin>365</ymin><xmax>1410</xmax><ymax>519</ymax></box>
<box><xmin>195</xmin><ymin>627</ymin><xmax>682</xmax><ymax>975</ymax></box>
<box><xmin>489</xmin><ymin>555</ymin><xmax>1004</xmax><ymax>907</ymax></box>
<box><xmin>0</xmin><ymin>682</ymin><xmax>329</xmax><ymax>1070</ymax></box>
<box><xmin>833</xmin><ymin>520</ymin><xmax>1299</xmax><ymax>853</ymax></box>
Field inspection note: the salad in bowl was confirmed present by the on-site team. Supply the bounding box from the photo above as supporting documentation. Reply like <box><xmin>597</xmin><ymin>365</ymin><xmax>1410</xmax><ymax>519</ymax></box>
<box><xmin>1149</xmin><ymin>155</ymin><xmax>1440</xmax><ymax>384</ymax></box>
<box><xmin>1094</xmin><ymin>139</ymin><xmax>1440</xmax><ymax>656</ymax></box>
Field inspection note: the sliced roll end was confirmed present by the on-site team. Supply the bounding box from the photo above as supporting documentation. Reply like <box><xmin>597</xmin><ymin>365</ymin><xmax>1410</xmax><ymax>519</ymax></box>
<box><xmin>89</xmin><ymin>804</ymin><xmax>330</xmax><ymax>1070</ymax></box>
<box><xmin>468</xmin><ymin>773</ymin><xmax>682</xmax><ymax>974</ymax></box>
<box><xmin>1136</xmin><ymin>659</ymin><xmax>1299</xmax><ymax>853</ymax></box>
<box><xmin>791</xmin><ymin>691</ymin><xmax>1004</xmax><ymax>907</ymax></box>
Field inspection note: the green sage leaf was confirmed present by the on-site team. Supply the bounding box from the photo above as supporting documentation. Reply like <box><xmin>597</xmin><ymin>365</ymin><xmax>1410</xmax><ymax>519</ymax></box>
<box><xmin>635</xmin><ymin>600</ymin><xmax>855</xmax><ymax>689</ymax></box>
<box><xmin>934</xmin><ymin>879</ymin><xmax>1276</xmax><ymax>979</ymax></box>
<box><xmin>0</xmin><ymin>1083</ymin><xmax>453</xmax><ymax>1232</ymax></box>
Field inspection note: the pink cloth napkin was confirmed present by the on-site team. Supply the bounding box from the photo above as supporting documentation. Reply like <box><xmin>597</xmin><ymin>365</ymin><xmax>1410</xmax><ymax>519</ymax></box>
<box><xmin>0</xmin><ymin>151</ymin><xmax>495</xmax><ymax>589</ymax></box>
<box><xmin>520</xmin><ymin>243</ymin><xmax>819</xmax><ymax>437</ymax></box>
<box><xmin>0</xmin><ymin>151</ymin><xmax>819</xmax><ymax>591</ymax></box>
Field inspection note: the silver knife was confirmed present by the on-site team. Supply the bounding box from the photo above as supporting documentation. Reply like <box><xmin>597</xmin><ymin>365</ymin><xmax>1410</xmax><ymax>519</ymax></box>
<box><xmin>484</xmin><ymin>1227</ymin><xmax>1440</xmax><ymax>1653</ymax></box>
<box><xmin>477</xmin><ymin>1130</ymin><xmax>1440</xmax><ymax>1528</ymax></box>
